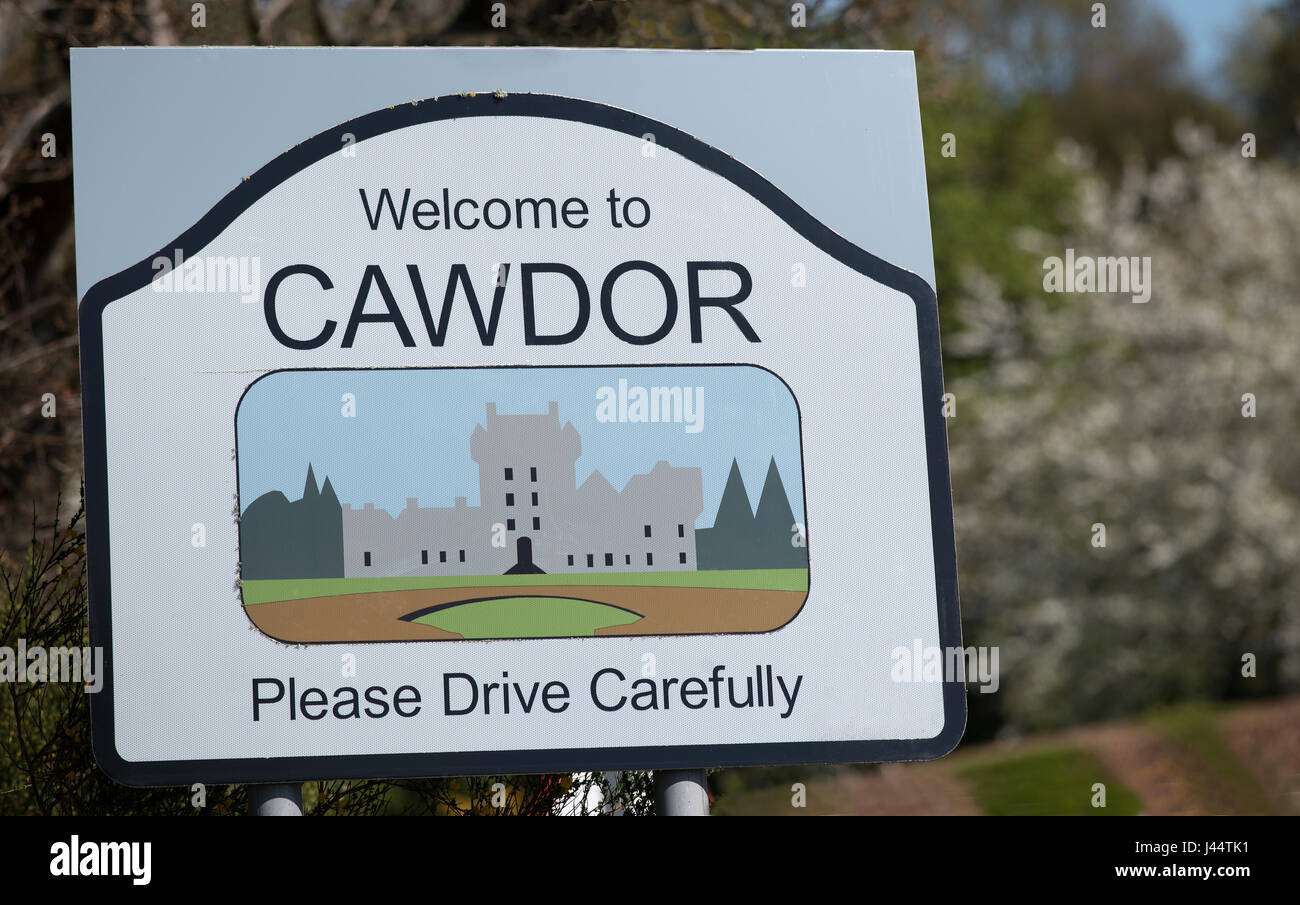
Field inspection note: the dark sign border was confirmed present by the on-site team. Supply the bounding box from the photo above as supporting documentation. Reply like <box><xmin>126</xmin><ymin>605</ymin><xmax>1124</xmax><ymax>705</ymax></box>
<box><xmin>79</xmin><ymin>92</ymin><xmax>965</xmax><ymax>786</ymax></box>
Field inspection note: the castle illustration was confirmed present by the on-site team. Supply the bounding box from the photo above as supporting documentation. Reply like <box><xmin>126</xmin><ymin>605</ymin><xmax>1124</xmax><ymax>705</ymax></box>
<box><xmin>341</xmin><ymin>402</ymin><xmax>703</xmax><ymax>577</ymax></box>
<box><xmin>239</xmin><ymin>401</ymin><xmax>807</xmax><ymax>581</ymax></box>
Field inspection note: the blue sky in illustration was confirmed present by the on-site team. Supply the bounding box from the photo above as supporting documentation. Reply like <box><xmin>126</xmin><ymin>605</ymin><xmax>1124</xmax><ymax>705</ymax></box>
<box><xmin>236</xmin><ymin>366</ymin><xmax>805</xmax><ymax>527</ymax></box>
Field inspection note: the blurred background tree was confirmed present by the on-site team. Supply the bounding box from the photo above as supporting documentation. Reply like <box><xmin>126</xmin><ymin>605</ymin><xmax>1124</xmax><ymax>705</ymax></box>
<box><xmin>1228</xmin><ymin>0</ymin><xmax>1300</xmax><ymax>160</ymax></box>
<box><xmin>948</xmin><ymin>124</ymin><xmax>1300</xmax><ymax>732</ymax></box>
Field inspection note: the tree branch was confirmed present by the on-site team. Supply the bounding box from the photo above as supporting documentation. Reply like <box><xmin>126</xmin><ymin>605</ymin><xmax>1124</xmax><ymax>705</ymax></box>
<box><xmin>0</xmin><ymin>84</ymin><xmax>69</xmax><ymax>196</ymax></box>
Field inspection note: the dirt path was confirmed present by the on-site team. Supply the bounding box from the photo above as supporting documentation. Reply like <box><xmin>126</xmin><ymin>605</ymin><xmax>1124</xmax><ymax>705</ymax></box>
<box><xmin>1072</xmin><ymin>724</ymin><xmax>1218</xmax><ymax>816</ymax></box>
<box><xmin>827</xmin><ymin>763</ymin><xmax>981</xmax><ymax>815</ymax></box>
<box><xmin>1219</xmin><ymin>697</ymin><xmax>1300</xmax><ymax>815</ymax></box>
<box><xmin>717</xmin><ymin>697</ymin><xmax>1300</xmax><ymax>815</ymax></box>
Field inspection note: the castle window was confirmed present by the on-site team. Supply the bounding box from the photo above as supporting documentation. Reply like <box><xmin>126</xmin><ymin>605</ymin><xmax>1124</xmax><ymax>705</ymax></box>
<box><xmin>440</xmin><ymin>550</ymin><xmax>447</xmax><ymax>563</ymax></box>
<box><xmin>679</xmin><ymin>552</ymin><xmax>687</xmax><ymax>564</ymax></box>
<box><xmin>421</xmin><ymin>550</ymin><xmax>428</xmax><ymax>565</ymax></box>
<box><xmin>567</xmin><ymin>555</ymin><xmax>574</xmax><ymax>566</ymax></box>
<box><xmin>459</xmin><ymin>550</ymin><xmax>466</xmax><ymax>562</ymax></box>
<box><xmin>504</xmin><ymin>467</ymin><xmax>513</xmax><ymax>480</ymax></box>
<box><xmin>587</xmin><ymin>554</ymin><xmax>594</xmax><ymax>568</ymax></box>
<box><xmin>507</xmin><ymin>518</ymin><xmax>516</xmax><ymax>531</ymax></box>
<box><xmin>532</xmin><ymin>517</ymin><xmax>541</xmax><ymax>530</ymax></box>
<box><xmin>678</xmin><ymin>524</ymin><xmax>685</xmax><ymax>538</ymax></box>
<box><xmin>644</xmin><ymin>525</ymin><xmax>652</xmax><ymax>538</ymax></box>
<box><xmin>364</xmin><ymin>552</ymin><xmax>371</xmax><ymax>567</ymax></box>
<box><xmin>506</xmin><ymin>493</ymin><xmax>515</xmax><ymax>506</ymax></box>
<box><xmin>605</xmin><ymin>553</ymin><xmax>614</xmax><ymax>567</ymax></box>
<box><xmin>531</xmin><ymin>492</ymin><xmax>539</xmax><ymax>506</ymax></box>
<box><xmin>646</xmin><ymin>552</ymin><xmax>654</xmax><ymax>566</ymax></box>
<box><xmin>625</xmin><ymin>554</ymin><xmax>631</xmax><ymax>565</ymax></box>
<box><xmin>530</xmin><ymin>467</ymin><xmax>538</xmax><ymax>481</ymax></box>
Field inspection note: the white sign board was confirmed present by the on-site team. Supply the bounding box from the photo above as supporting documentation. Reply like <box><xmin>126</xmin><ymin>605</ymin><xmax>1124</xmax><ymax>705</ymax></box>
<box><xmin>75</xmin><ymin>50</ymin><xmax>962</xmax><ymax>784</ymax></box>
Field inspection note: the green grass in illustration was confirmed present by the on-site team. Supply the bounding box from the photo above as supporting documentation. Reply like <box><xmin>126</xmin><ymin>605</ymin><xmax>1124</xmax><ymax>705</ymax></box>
<box><xmin>241</xmin><ymin>568</ymin><xmax>809</xmax><ymax>605</ymax></box>
<box><xmin>959</xmin><ymin>748</ymin><xmax>1142</xmax><ymax>815</ymax></box>
<box><xmin>410</xmin><ymin>596</ymin><xmax>643</xmax><ymax>638</ymax></box>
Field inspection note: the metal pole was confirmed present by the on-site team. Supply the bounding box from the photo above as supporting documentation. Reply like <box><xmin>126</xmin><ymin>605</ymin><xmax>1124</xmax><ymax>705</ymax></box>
<box><xmin>654</xmin><ymin>769</ymin><xmax>709</xmax><ymax>816</ymax></box>
<box><xmin>249</xmin><ymin>783</ymin><xmax>303</xmax><ymax>816</ymax></box>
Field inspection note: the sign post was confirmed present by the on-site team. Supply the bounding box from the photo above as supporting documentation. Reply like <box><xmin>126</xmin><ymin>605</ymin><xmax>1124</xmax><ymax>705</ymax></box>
<box><xmin>654</xmin><ymin>770</ymin><xmax>710</xmax><ymax>817</ymax></box>
<box><xmin>248</xmin><ymin>784</ymin><xmax>303</xmax><ymax>817</ymax></box>
<box><xmin>73</xmin><ymin>49</ymin><xmax>962</xmax><ymax>806</ymax></box>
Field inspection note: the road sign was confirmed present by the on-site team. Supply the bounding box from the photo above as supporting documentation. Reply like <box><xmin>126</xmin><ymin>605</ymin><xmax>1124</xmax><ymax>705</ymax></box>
<box><xmin>75</xmin><ymin>50</ymin><xmax>963</xmax><ymax>785</ymax></box>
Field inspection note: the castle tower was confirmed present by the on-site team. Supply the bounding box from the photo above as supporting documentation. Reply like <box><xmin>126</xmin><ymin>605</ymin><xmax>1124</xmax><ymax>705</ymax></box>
<box><xmin>469</xmin><ymin>402</ymin><xmax>581</xmax><ymax>567</ymax></box>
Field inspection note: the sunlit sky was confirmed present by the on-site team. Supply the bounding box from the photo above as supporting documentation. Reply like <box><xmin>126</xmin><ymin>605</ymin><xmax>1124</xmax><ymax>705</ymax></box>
<box><xmin>1149</xmin><ymin>0</ymin><xmax>1268</xmax><ymax>94</ymax></box>
<box><xmin>236</xmin><ymin>367</ymin><xmax>806</xmax><ymax>525</ymax></box>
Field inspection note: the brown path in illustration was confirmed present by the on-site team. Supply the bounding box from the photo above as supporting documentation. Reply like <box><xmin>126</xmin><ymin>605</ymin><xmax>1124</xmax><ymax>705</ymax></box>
<box><xmin>244</xmin><ymin>584</ymin><xmax>807</xmax><ymax>643</ymax></box>
<box><xmin>244</xmin><ymin>590</ymin><xmax>466</xmax><ymax>643</ymax></box>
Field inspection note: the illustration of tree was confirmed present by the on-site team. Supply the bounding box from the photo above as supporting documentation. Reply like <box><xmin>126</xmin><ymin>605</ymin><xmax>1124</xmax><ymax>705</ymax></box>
<box><xmin>754</xmin><ymin>458</ymin><xmax>808</xmax><ymax>569</ymax></box>
<box><xmin>698</xmin><ymin>458</ymin><xmax>806</xmax><ymax>570</ymax></box>
<box><xmin>239</xmin><ymin>465</ymin><xmax>344</xmax><ymax>580</ymax></box>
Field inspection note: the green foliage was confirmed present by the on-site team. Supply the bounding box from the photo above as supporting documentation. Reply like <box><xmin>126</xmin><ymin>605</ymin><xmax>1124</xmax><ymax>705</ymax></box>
<box><xmin>921</xmin><ymin>80</ymin><xmax>1078</xmax><ymax>361</ymax></box>
<box><xmin>0</xmin><ymin>500</ymin><xmax>214</xmax><ymax>815</ymax></box>
<box><xmin>959</xmin><ymin>748</ymin><xmax>1141</xmax><ymax>816</ymax></box>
